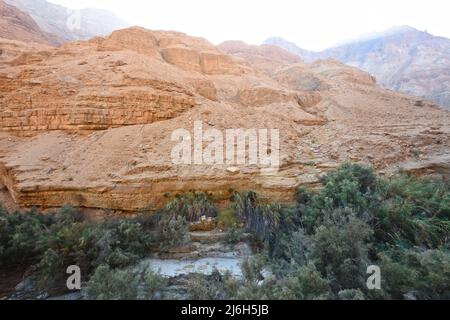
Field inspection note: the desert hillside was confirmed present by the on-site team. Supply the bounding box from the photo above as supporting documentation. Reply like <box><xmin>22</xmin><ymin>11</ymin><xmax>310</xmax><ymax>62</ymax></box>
<box><xmin>265</xmin><ymin>27</ymin><xmax>450</xmax><ymax>110</ymax></box>
<box><xmin>0</xmin><ymin>27</ymin><xmax>448</xmax><ymax>212</ymax></box>
<box><xmin>5</xmin><ymin>0</ymin><xmax>129</xmax><ymax>43</ymax></box>
<box><xmin>0</xmin><ymin>0</ymin><xmax>60</xmax><ymax>44</ymax></box>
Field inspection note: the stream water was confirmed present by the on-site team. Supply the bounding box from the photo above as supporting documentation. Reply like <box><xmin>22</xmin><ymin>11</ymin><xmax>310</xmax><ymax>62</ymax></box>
<box><xmin>141</xmin><ymin>255</ymin><xmax>245</xmax><ymax>278</ymax></box>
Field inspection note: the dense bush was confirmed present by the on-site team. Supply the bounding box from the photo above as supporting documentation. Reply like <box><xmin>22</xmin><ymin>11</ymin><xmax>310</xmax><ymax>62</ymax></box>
<box><xmin>225</xmin><ymin>224</ymin><xmax>245</xmax><ymax>244</ymax></box>
<box><xmin>151</xmin><ymin>212</ymin><xmax>191</xmax><ymax>251</ymax></box>
<box><xmin>296</xmin><ymin>163</ymin><xmax>450</xmax><ymax>248</ymax></box>
<box><xmin>217</xmin><ymin>208</ymin><xmax>240</xmax><ymax>229</ymax></box>
<box><xmin>34</xmin><ymin>218</ymin><xmax>156</xmax><ymax>286</ymax></box>
<box><xmin>308</xmin><ymin>209</ymin><xmax>373</xmax><ymax>291</ymax></box>
<box><xmin>165</xmin><ymin>192</ymin><xmax>217</xmax><ymax>222</ymax></box>
<box><xmin>1</xmin><ymin>164</ymin><xmax>449</xmax><ymax>300</ymax></box>
<box><xmin>373</xmin><ymin>175</ymin><xmax>450</xmax><ymax>248</ymax></box>
<box><xmin>187</xmin><ymin>269</ymin><xmax>232</xmax><ymax>300</ymax></box>
<box><xmin>0</xmin><ymin>205</ymin><xmax>188</xmax><ymax>288</ymax></box>
<box><xmin>0</xmin><ymin>208</ymin><xmax>55</xmax><ymax>268</ymax></box>
<box><xmin>223</xmin><ymin>164</ymin><xmax>450</xmax><ymax>300</ymax></box>
<box><xmin>378</xmin><ymin>247</ymin><xmax>450</xmax><ymax>299</ymax></box>
<box><xmin>85</xmin><ymin>265</ymin><xmax>167</xmax><ymax>300</ymax></box>
<box><xmin>233</xmin><ymin>191</ymin><xmax>282</xmax><ymax>241</ymax></box>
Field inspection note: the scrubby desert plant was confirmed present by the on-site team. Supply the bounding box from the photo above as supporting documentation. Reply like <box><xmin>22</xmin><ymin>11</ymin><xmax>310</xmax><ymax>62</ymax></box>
<box><xmin>240</xmin><ymin>164</ymin><xmax>450</xmax><ymax>300</ymax></box>
<box><xmin>225</xmin><ymin>224</ymin><xmax>245</xmax><ymax>244</ymax></box>
<box><xmin>308</xmin><ymin>209</ymin><xmax>373</xmax><ymax>291</ymax></box>
<box><xmin>0</xmin><ymin>208</ymin><xmax>54</xmax><ymax>268</ymax></box>
<box><xmin>187</xmin><ymin>269</ymin><xmax>229</xmax><ymax>300</ymax></box>
<box><xmin>217</xmin><ymin>208</ymin><xmax>240</xmax><ymax>229</ymax></box>
<box><xmin>1</xmin><ymin>163</ymin><xmax>449</xmax><ymax>300</ymax></box>
<box><xmin>165</xmin><ymin>192</ymin><xmax>217</xmax><ymax>222</ymax></box>
<box><xmin>152</xmin><ymin>213</ymin><xmax>191</xmax><ymax>251</ymax></box>
<box><xmin>86</xmin><ymin>265</ymin><xmax>167</xmax><ymax>300</ymax></box>
<box><xmin>233</xmin><ymin>191</ymin><xmax>282</xmax><ymax>241</ymax></box>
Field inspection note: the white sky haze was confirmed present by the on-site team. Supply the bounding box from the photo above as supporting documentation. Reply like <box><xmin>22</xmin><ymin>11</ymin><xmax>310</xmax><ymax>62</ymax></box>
<box><xmin>48</xmin><ymin>0</ymin><xmax>450</xmax><ymax>51</ymax></box>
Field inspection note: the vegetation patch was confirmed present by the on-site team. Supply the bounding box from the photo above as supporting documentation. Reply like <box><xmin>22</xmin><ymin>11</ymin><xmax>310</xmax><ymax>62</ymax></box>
<box><xmin>1</xmin><ymin>165</ymin><xmax>449</xmax><ymax>300</ymax></box>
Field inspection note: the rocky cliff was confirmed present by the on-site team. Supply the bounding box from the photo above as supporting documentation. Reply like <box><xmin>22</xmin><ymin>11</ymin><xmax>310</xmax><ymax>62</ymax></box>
<box><xmin>0</xmin><ymin>27</ymin><xmax>262</xmax><ymax>135</ymax></box>
<box><xmin>318</xmin><ymin>26</ymin><xmax>450</xmax><ymax>110</ymax></box>
<box><xmin>0</xmin><ymin>0</ymin><xmax>60</xmax><ymax>44</ymax></box>
<box><xmin>265</xmin><ymin>27</ymin><xmax>450</xmax><ymax>110</ymax></box>
<box><xmin>5</xmin><ymin>0</ymin><xmax>129</xmax><ymax>43</ymax></box>
<box><xmin>263</xmin><ymin>37</ymin><xmax>316</xmax><ymax>62</ymax></box>
<box><xmin>0</xmin><ymin>28</ymin><xmax>448</xmax><ymax>211</ymax></box>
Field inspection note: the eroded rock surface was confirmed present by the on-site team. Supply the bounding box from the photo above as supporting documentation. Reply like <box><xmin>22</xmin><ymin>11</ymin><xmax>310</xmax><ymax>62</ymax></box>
<box><xmin>0</xmin><ymin>28</ymin><xmax>449</xmax><ymax>211</ymax></box>
<box><xmin>0</xmin><ymin>0</ymin><xmax>60</xmax><ymax>44</ymax></box>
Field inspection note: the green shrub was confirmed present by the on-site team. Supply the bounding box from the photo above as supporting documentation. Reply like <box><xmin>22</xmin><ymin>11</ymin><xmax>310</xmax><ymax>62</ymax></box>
<box><xmin>319</xmin><ymin>163</ymin><xmax>377</xmax><ymax>209</ymax></box>
<box><xmin>1</xmin><ymin>163</ymin><xmax>449</xmax><ymax>300</ymax></box>
<box><xmin>268</xmin><ymin>229</ymin><xmax>309</xmax><ymax>276</ymax></box>
<box><xmin>0</xmin><ymin>206</ymin><xmax>156</xmax><ymax>287</ymax></box>
<box><xmin>375</xmin><ymin>175</ymin><xmax>450</xmax><ymax>247</ymax></box>
<box><xmin>187</xmin><ymin>269</ymin><xmax>229</xmax><ymax>300</ymax></box>
<box><xmin>379</xmin><ymin>247</ymin><xmax>450</xmax><ymax>300</ymax></box>
<box><xmin>55</xmin><ymin>205</ymin><xmax>84</xmax><ymax>225</ymax></box>
<box><xmin>296</xmin><ymin>187</ymin><xmax>313</xmax><ymax>205</ymax></box>
<box><xmin>338</xmin><ymin>289</ymin><xmax>366</xmax><ymax>300</ymax></box>
<box><xmin>31</xmin><ymin>220</ymin><xmax>151</xmax><ymax>289</ymax></box>
<box><xmin>322</xmin><ymin>163</ymin><xmax>378</xmax><ymax>195</ymax></box>
<box><xmin>258</xmin><ymin>264</ymin><xmax>332</xmax><ymax>300</ymax></box>
<box><xmin>308</xmin><ymin>209</ymin><xmax>373</xmax><ymax>291</ymax></box>
<box><xmin>185</xmin><ymin>263</ymin><xmax>333</xmax><ymax>300</ymax></box>
<box><xmin>86</xmin><ymin>265</ymin><xmax>167</xmax><ymax>300</ymax></box>
<box><xmin>152</xmin><ymin>213</ymin><xmax>191</xmax><ymax>251</ymax></box>
<box><xmin>143</xmin><ymin>268</ymin><xmax>168</xmax><ymax>300</ymax></box>
<box><xmin>233</xmin><ymin>191</ymin><xmax>282</xmax><ymax>241</ymax></box>
<box><xmin>241</xmin><ymin>255</ymin><xmax>267</xmax><ymax>283</ymax></box>
<box><xmin>295</xmin><ymin>164</ymin><xmax>450</xmax><ymax>248</ymax></box>
<box><xmin>217</xmin><ymin>208</ymin><xmax>240</xmax><ymax>229</ymax></box>
<box><xmin>165</xmin><ymin>192</ymin><xmax>217</xmax><ymax>222</ymax></box>
<box><xmin>36</xmin><ymin>248</ymin><xmax>65</xmax><ymax>286</ymax></box>
<box><xmin>0</xmin><ymin>208</ymin><xmax>54</xmax><ymax>268</ymax></box>
<box><xmin>86</xmin><ymin>265</ymin><xmax>140</xmax><ymax>300</ymax></box>
<box><xmin>225</xmin><ymin>224</ymin><xmax>244</xmax><ymax>244</ymax></box>
<box><xmin>291</xmin><ymin>263</ymin><xmax>332</xmax><ymax>300</ymax></box>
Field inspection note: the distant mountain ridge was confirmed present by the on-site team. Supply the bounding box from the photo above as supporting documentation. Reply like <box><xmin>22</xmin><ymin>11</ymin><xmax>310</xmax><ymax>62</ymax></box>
<box><xmin>330</xmin><ymin>25</ymin><xmax>422</xmax><ymax>48</ymax></box>
<box><xmin>265</xmin><ymin>27</ymin><xmax>450</xmax><ymax>109</ymax></box>
<box><xmin>263</xmin><ymin>37</ymin><xmax>316</xmax><ymax>62</ymax></box>
<box><xmin>0</xmin><ymin>0</ymin><xmax>61</xmax><ymax>44</ymax></box>
<box><xmin>4</xmin><ymin>0</ymin><xmax>129</xmax><ymax>43</ymax></box>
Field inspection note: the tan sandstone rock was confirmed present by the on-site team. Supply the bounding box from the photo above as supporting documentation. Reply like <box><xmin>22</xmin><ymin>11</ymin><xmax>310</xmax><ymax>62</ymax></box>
<box><xmin>0</xmin><ymin>27</ymin><xmax>448</xmax><ymax>212</ymax></box>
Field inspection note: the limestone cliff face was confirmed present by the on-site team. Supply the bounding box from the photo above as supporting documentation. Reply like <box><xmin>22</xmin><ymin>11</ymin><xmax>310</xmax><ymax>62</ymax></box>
<box><xmin>0</xmin><ymin>70</ymin><xmax>197</xmax><ymax>135</ymax></box>
<box><xmin>0</xmin><ymin>28</ymin><xmax>255</xmax><ymax>135</ymax></box>
<box><xmin>218</xmin><ymin>41</ymin><xmax>302</xmax><ymax>75</ymax></box>
<box><xmin>0</xmin><ymin>28</ymin><xmax>449</xmax><ymax>212</ymax></box>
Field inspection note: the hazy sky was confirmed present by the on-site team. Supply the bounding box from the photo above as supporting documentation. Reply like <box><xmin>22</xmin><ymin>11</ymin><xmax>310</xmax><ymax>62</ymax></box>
<box><xmin>49</xmin><ymin>0</ymin><xmax>450</xmax><ymax>51</ymax></box>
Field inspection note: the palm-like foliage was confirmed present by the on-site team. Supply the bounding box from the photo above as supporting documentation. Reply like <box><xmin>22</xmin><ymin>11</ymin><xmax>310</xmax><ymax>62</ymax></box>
<box><xmin>233</xmin><ymin>191</ymin><xmax>281</xmax><ymax>241</ymax></box>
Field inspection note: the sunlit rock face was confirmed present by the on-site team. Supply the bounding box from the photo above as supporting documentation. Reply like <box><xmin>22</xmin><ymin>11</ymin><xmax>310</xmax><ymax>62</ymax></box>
<box><xmin>0</xmin><ymin>27</ymin><xmax>449</xmax><ymax>211</ymax></box>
